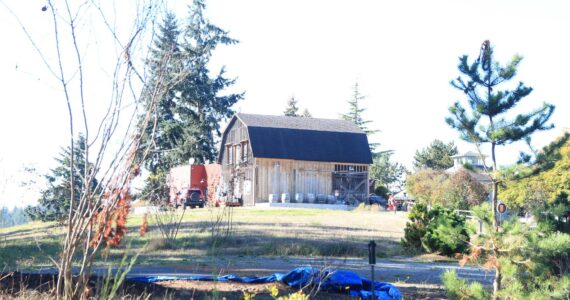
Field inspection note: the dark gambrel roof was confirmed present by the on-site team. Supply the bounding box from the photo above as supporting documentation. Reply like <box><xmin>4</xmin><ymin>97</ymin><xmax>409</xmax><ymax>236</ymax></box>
<box><xmin>232</xmin><ymin>114</ymin><xmax>372</xmax><ymax>164</ymax></box>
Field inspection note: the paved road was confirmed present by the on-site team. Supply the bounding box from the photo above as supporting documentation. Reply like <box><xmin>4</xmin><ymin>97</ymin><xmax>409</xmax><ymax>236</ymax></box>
<box><xmin>28</xmin><ymin>256</ymin><xmax>493</xmax><ymax>287</ymax></box>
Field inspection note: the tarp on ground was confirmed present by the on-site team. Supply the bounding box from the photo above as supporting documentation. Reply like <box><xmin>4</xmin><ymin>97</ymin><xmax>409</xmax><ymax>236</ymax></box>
<box><xmin>128</xmin><ymin>266</ymin><xmax>402</xmax><ymax>300</ymax></box>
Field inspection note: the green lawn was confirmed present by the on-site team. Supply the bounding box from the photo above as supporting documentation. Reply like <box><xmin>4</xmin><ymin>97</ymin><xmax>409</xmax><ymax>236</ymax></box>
<box><xmin>0</xmin><ymin>206</ymin><xmax>408</xmax><ymax>270</ymax></box>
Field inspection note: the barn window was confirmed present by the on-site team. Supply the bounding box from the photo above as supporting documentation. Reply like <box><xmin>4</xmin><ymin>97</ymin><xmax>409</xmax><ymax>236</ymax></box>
<box><xmin>236</xmin><ymin>144</ymin><xmax>241</xmax><ymax>165</ymax></box>
<box><xmin>229</xmin><ymin>129</ymin><xmax>235</xmax><ymax>142</ymax></box>
<box><xmin>242</xmin><ymin>141</ymin><xmax>249</xmax><ymax>162</ymax></box>
<box><xmin>334</xmin><ymin>164</ymin><xmax>368</xmax><ymax>173</ymax></box>
<box><xmin>226</xmin><ymin>145</ymin><xmax>232</xmax><ymax>165</ymax></box>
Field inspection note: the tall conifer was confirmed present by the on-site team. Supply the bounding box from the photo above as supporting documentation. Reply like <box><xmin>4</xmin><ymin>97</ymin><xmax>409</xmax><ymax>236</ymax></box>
<box><xmin>341</xmin><ymin>82</ymin><xmax>378</xmax><ymax>151</ymax></box>
<box><xmin>446</xmin><ymin>40</ymin><xmax>555</xmax><ymax>230</ymax></box>
<box><xmin>284</xmin><ymin>96</ymin><xmax>300</xmax><ymax>117</ymax></box>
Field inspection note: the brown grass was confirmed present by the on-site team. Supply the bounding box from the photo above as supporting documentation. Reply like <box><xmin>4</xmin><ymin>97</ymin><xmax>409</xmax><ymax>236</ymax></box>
<box><xmin>2</xmin><ymin>207</ymin><xmax>409</xmax><ymax>268</ymax></box>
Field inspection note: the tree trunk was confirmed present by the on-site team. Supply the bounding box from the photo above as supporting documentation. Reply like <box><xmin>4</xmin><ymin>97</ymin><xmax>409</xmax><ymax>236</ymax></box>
<box><xmin>492</xmin><ymin>181</ymin><xmax>498</xmax><ymax>230</ymax></box>
<box><xmin>491</xmin><ymin>142</ymin><xmax>498</xmax><ymax>231</ymax></box>
<box><xmin>493</xmin><ymin>267</ymin><xmax>501</xmax><ymax>300</ymax></box>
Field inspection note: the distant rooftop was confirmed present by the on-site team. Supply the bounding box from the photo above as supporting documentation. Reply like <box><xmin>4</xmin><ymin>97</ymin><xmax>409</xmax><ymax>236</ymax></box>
<box><xmin>447</xmin><ymin>150</ymin><xmax>489</xmax><ymax>176</ymax></box>
<box><xmin>451</xmin><ymin>151</ymin><xmax>487</xmax><ymax>158</ymax></box>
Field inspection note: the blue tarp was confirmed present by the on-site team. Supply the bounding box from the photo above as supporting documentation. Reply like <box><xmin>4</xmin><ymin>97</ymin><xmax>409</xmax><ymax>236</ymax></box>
<box><xmin>128</xmin><ymin>266</ymin><xmax>402</xmax><ymax>300</ymax></box>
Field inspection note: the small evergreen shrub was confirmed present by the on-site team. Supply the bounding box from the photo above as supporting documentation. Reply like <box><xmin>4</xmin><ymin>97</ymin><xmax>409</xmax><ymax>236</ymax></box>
<box><xmin>401</xmin><ymin>204</ymin><xmax>430</xmax><ymax>252</ymax></box>
<box><xmin>422</xmin><ymin>207</ymin><xmax>470</xmax><ymax>255</ymax></box>
<box><xmin>401</xmin><ymin>204</ymin><xmax>470</xmax><ymax>255</ymax></box>
<box><xmin>442</xmin><ymin>270</ymin><xmax>488</xmax><ymax>300</ymax></box>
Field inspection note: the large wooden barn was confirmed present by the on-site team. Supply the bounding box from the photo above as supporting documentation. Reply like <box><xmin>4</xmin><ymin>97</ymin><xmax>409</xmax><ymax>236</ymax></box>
<box><xmin>217</xmin><ymin>113</ymin><xmax>373</xmax><ymax>206</ymax></box>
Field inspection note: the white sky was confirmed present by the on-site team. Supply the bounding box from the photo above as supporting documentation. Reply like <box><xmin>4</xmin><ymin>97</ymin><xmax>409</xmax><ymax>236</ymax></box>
<box><xmin>0</xmin><ymin>0</ymin><xmax>569</xmax><ymax>208</ymax></box>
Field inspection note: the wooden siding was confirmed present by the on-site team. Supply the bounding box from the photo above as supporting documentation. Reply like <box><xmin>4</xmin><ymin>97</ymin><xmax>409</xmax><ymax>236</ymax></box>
<box><xmin>253</xmin><ymin>158</ymin><xmax>368</xmax><ymax>204</ymax></box>
<box><xmin>219</xmin><ymin>117</ymin><xmax>370</xmax><ymax>206</ymax></box>
<box><xmin>220</xmin><ymin>119</ymin><xmax>255</xmax><ymax>206</ymax></box>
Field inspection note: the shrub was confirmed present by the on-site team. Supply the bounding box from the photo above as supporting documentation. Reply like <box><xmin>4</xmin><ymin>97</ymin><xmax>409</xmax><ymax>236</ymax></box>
<box><xmin>401</xmin><ymin>204</ymin><xmax>470</xmax><ymax>256</ymax></box>
<box><xmin>442</xmin><ymin>270</ymin><xmax>488</xmax><ymax>300</ymax></box>
<box><xmin>146</xmin><ymin>238</ymin><xmax>177</xmax><ymax>251</ymax></box>
<box><xmin>401</xmin><ymin>204</ymin><xmax>430</xmax><ymax>251</ymax></box>
<box><xmin>422</xmin><ymin>207</ymin><xmax>470</xmax><ymax>255</ymax></box>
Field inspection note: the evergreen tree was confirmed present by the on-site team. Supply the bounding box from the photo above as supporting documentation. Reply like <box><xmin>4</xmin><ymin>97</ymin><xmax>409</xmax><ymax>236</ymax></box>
<box><xmin>341</xmin><ymin>82</ymin><xmax>378</xmax><ymax>150</ymax></box>
<box><xmin>141</xmin><ymin>12</ymin><xmax>183</xmax><ymax>173</ymax></box>
<box><xmin>446</xmin><ymin>40</ymin><xmax>555</xmax><ymax>230</ymax></box>
<box><xmin>175</xmin><ymin>0</ymin><xmax>244</xmax><ymax>164</ymax></box>
<box><xmin>341</xmin><ymin>82</ymin><xmax>375</xmax><ymax>134</ymax></box>
<box><xmin>446</xmin><ymin>41</ymin><xmax>554</xmax><ymax>299</ymax></box>
<box><xmin>301</xmin><ymin>108</ymin><xmax>312</xmax><ymax>118</ymax></box>
<box><xmin>10</xmin><ymin>207</ymin><xmax>29</xmax><ymax>226</ymax></box>
<box><xmin>138</xmin><ymin>12</ymin><xmax>184</xmax><ymax>203</ymax></box>
<box><xmin>138</xmin><ymin>3</ymin><xmax>243</xmax><ymax>202</ymax></box>
<box><xmin>25</xmin><ymin>134</ymin><xmax>97</xmax><ymax>223</ymax></box>
<box><xmin>448</xmin><ymin>207</ymin><xmax>570</xmax><ymax>299</ymax></box>
<box><xmin>0</xmin><ymin>207</ymin><xmax>29</xmax><ymax>228</ymax></box>
<box><xmin>413</xmin><ymin>139</ymin><xmax>458</xmax><ymax>170</ymax></box>
<box><xmin>369</xmin><ymin>152</ymin><xmax>407</xmax><ymax>193</ymax></box>
<box><xmin>0</xmin><ymin>207</ymin><xmax>7</xmax><ymax>228</ymax></box>
<box><xmin>284</xmin><ymin>96</ymin><xmax>300</xmax><ymax>117</ymax></box>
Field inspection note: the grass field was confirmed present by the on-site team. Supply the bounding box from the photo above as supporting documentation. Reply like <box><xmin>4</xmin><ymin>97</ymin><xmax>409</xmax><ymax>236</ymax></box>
<box><xmin>0</xmin><ymin>206</ymin><xmax>408</xmax><ymax>270</ymax></box>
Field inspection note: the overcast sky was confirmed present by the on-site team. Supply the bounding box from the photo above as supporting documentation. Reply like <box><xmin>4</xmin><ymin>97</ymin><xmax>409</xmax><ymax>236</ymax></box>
<box><xmin>1</xmin><ymin>0</ymin><xmax>569</xmax><ymax>208</ymax></box>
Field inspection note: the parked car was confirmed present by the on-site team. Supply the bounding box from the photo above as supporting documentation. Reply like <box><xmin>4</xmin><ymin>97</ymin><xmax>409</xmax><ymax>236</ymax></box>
<box><xmin>394</xmin><ymin>198</ymin><xmax>415</xmax><ymax>212</ymax></box>
<box><xmin>368</xmin><ymin>194</ymin><xmax>387</xmax><ymax>208</ymax></box>
<box><xmin>175</xmin><ymin>188</ymin><xmax>205</xmax><ymax>209</ymax></box>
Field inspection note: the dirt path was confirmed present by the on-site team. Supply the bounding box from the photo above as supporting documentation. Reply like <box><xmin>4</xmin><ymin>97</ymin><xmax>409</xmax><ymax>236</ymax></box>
<box><xmin>125</xmin><ymin>256</ymin><xmax>490</xmax><ymax>299</ymax></box>
<box><xmin>117</xmin><ymin>256</ymin><xmax>492</xmax><ymax>286</ymax></box>
<box><xmin>27</xmin><ymin>255</ymin><xmax>490</xmax><ymax>299</ymax></box>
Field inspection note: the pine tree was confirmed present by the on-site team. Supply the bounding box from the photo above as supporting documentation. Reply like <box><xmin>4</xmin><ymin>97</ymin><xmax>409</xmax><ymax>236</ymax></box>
<box><xmin>413</xmin><ymin>140</ymin><xmax>458</xmax><ymax>170</ymax></box>
<box><xmin>140</xmin><ymin>12</ymin><xmax>183</xmax><ymax>174</ymax></box>
<box><xmin>446</xmin><ymin>41</ymin><xmax>555</xmax><ymax>299</ymax></box>
<box><xmin>284</xmin><ymin>96</ymin><xmax>300</xmax><ymax>117</ymax></box>
<box><xmin>1</xmin><ymin>207</ymin><xmax>29</xmax><ymax>228</ymax></box>
<box><xmin>301</xmin><ymin>108</ymin><xmax>312</xmax><ymax>118</ymax></box>
<box><xmin>446</xmin><ymin>40</ymin><xmax>555</xmax><ymax>231</ymax></box>
<box><xmin>175</xmin><ymin>0</ymin><xmax>244</xmax><ymax>164</ymax></box>
<box><xmin>138</xmin><ymin>4</ymin><xmax>243</xmax><ymax>202</ymax></box>
<box><xmin>341</xmin><ymin>82</ymin><xmax>378</xmax><ymax>150</ymax></box>
<box><xmin>138</xmin><ymin>12</ymin><xmax>184</xmax><ymax>203</ymax></box>
<box><xmin>25</xmin><ymin>134</ymin><xmax>97</xmax><ymax>223</ymax></box>
<box><xmin>0</xmin><ymin>207</ymin><xmax>7</xmax><ymax>228</ymax></box>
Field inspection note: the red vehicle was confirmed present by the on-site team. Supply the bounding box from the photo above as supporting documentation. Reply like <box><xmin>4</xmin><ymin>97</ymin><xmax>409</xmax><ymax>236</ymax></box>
<box><xmin>169</xmin><ymin>164</ymin><xmax>208</xmax><ymax>208</ymax></box>
<box><xmin>174</xmin><ymin>188</ymin><xmax>205</xmax><ymax>209</ymax></box>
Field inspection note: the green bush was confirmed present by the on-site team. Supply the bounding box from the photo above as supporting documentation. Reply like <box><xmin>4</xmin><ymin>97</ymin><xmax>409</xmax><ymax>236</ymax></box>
<box><xmin>401</xmin><ymin>204</ymin><xmax>470</xmax><ymax>256</ymax></box>
<box><xmin>422</xmin><ymin>206</ymin><xmax>470</xmax><ymax>255</ymax></box>
<box><xmin>401</xmin><ymin>203</ymin><xmax>430</xmax><ymax>251</ymax></box>
<box><xmin>446</xmin><ymin>215</ymin><xmax>570</xmax><ymax>299</ymax></box>
<box><xmin>374</xmin><ymin>185</ymin><xmax>390</xmax><ymax>199</ymax></box>
<box><xmin>442</xmin><ymin>270</ymin><xmax>488</xmax><ymax>300</ymax></box>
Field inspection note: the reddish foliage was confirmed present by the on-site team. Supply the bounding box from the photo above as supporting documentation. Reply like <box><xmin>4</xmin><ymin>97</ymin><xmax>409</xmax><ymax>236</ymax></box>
<box><xmin>459</xmin><ymin>254</ymin><xmax>470</xmax><ymax>267</ymax></box>
<box><xmin>484</xmin><ymin>255</ymin><xmax>500</xmax><ymax>270</ymax></box>
<box><xmin>90</xmin><ymin>188</ymin><xmax>131</xmax><ymax>248</ymax></box>
<box><xmin>450</xmin><ymin>169</ymin><xmax>488</xmax><ymax>206</ymax></box>
<box><xmin>139</xmin><ymin>213</ymin><xmax>148</xmax><ymax>237</ymax></box>
<box><xmin>459</xmin><ymin>246</ymin><xmax>483</xmax><ymax>267</ymax></box>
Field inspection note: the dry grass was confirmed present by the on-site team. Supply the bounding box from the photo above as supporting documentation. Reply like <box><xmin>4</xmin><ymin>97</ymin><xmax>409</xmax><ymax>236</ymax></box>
<box><xmin>1</xmin><ymin>207</ymin><xmax>408</xmax><ymax>269</ymax></box>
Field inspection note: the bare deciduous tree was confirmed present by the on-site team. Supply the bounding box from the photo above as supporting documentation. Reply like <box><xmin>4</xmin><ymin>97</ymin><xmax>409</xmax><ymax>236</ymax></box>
<box><xmin>0</xmin><ymin>0</ymin><xmax>191</xmax><ymax>298</ymax></box>
<box><xmin>153</xmin><ymin>206</ymin><xmax>186</xmax><ymax>248</ymax></box>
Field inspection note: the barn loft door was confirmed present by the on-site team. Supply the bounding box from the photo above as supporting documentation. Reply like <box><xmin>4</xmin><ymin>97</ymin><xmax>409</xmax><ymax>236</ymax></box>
<box><xmin>332</xmin><ymin>164</ymin><xmax>368</xmax><ymax>204</ymax></box>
